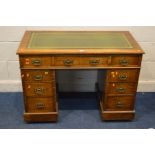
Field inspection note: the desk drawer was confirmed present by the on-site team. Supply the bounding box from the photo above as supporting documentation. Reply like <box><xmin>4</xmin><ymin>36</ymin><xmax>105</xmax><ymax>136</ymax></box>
<box><xmin>111</xmin><ymin>55</ymin><xmax>141</xmax><ymax>67</ymax></box>
<box><xmin>54</xmin><ymin>56</ymin><xmax>109</xmax><ymax>67</ymax></box>
<box><xmin>25</xmin><ymin>97</ymin><xmax>56</xmax><ymax>113</ymax></box>
<box><xmin>21</xmin><ymin>70</ymin><xmax>55</xmax><ymax>82</ymax></box>
<box><xmin>20</xmin><ymin>56</ymin><xmax>52</xmax><ymax>68</ymax></box>
<box><xmin>24</xmin><ymin>83</ymin><xmax>55</xmax><ymax>97</ymax></box>
<box><xmin>106</xmin><ymin>83</ymin><xmax>137</xmax><ymax>94</ymax></box>
<box><xmin>104</xmin><ymin>96</ymin><xmax>134</xmax><ymax>111</ymax></box>
<box><xmin>107</xmin><ymin>69</ymin><xmax>139</xmax><ymax>82</ymax></box>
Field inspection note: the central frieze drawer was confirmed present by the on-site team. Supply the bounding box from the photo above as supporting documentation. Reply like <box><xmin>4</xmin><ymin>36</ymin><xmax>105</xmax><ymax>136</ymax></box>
<box><xmin>54</xmin><ymin>56</ymin><xmax>108</xmax><ymax>67</ymax></box>
<box><xmin>106</xmin><ymin>83</ymin><xmax>137</xmax><ymax>94</ymax></box>
<box><xmin>25</xmin><ymin>97</ymin><xmax>56</xmax><ymax>113</ymax></box>
<box><xmin>24</xmin><ymin>83</ymin><xmax>55</xmax><ymax>97</ymax></box>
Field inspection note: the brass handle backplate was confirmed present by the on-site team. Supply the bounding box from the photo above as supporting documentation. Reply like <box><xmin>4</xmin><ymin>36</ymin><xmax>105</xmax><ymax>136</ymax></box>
<box><xmin>32</xmin><ymin>59</ymin><xmax>42</xmax><ymax>66</ymax></box>
<box><xmin>34</xmin><ymin>75</ymin><xmax>43</xmax><ymax>81</ymax></box>
<box><xmin>116</xmin><ymin>87</ymin><xmax>125</xmax><ymax>93</ymax></box>
<box><xmin>119</xmin><ymin>74</ymin><xmax>127</xmax><ymax>80</ymax></box>
<box><xmin>120</xmin><ymin>59</ymin><xmax>128</xmax><ymax>66</ymax></box>
<box><xmin>64</xmin><ymin>59</ymin><xmax>73</xmax><ymax>66</ymax></box>
<box><xmin>89</xmin><ymin>60</ymin><xmax>100</xmax><ymax>65</ymax></box>
<box><xmin>34</xmin><ymin>88</ymin><xmax>44</xmax><ymax>95</ymax></box>
<box><xmin>36</xmin><ymin>102</ymin><xmax>45</xmax><ymax>109</ymax></box>
<box><xmin>116</xmin><ymin>101</ymin><xmax>124</xmax><ymax>108</ymax></box>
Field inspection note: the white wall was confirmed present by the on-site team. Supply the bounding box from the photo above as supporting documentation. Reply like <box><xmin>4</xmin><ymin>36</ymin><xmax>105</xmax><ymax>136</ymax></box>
<box><xmin>0</xmin><ymin>26</ymin><xmax>155</xmax><ymax>92</ymax></box>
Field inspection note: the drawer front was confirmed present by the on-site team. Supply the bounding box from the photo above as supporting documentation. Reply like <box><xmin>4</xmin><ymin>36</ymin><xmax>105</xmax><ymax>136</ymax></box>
<box><xmin>111</xmin><ymin>55</ymin><xmax>140</xmax><ymax>67</ymax></box>
<box><xmin>54</xmin><ymin>56</ymin><xmax>80</xmax><ymax>66</ymax></box>
<box><xmin>21</xmin><ymin>70</ymin><xmax>55</xmax><ymax>82</ymax></box>
<box><xmin>104</xmin><ymin>96</ymin><xmax>135</xmax><ymax>111</ymax></box>
<box><xmin>20</xmin><ymin>56</ymin><xmax>52</xmax><ymax>68</ymax></box>
<box><xmin>106</xmin><ymin>83</ymin><xmax>137</xmax><ymax>94</ymax></box>
<box><xmin>25</xmin><ymin>97</ymin><xmax>56</xmax><ymax>113</ymax></box>
<box><xmin>107</xmin><ymin>69</ymin><xmax>139</xmax><ymax>82</ymax></box>
<box><xmin>24</xmin><ymin>83</ymin><xmax>55</xmax><ymax>97</ymax></box>
<box><xmin>54</xmin><ymin>56</ymin><xmax>109</xmax><ymax>67</ymax></box>
<box><xmin>80</xmin><ymin>56</ymin><xmax>108</xmax><ymax>66</ymax></box>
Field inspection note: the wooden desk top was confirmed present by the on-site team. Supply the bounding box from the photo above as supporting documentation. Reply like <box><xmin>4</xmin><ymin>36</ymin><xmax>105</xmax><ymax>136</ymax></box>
<box><xmin>17</xmin><ymin>31</ymin><xmax>144</xmax><ymax>55</ymax></box>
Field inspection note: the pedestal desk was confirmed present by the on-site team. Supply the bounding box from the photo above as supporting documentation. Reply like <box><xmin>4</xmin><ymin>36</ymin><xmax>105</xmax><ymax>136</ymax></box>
<box><xmin>17</xmin><ymin>31</ymin><xmax>144</xmax><ymax>122</ymax></box>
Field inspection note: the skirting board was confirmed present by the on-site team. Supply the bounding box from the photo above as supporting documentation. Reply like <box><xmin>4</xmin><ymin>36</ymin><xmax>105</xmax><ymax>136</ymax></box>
<box><xmin>0</xmin><ymin>80</ymin><xmax>155</xmax><ymax>92</ymax></box>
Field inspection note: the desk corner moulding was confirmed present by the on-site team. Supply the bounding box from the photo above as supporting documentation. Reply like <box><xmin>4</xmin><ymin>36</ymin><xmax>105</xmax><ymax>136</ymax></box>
<box><xmin>17</xmin><ymin>31</ymin><xmax>144</xmax><ymax>123</ymax></box>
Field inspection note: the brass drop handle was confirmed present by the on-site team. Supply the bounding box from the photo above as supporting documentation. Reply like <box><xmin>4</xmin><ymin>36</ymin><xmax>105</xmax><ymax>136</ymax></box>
<box><xmin>116</xmin><ymin>87</ymin><xmax>125</xmax><ymax>93</ymax></box>
<box><xmin>116</xmin><ymin>101</ymin><xmax>124</xmax><ymax>108</ymax></box>
<box><xmin>120</xmin><ymin>59</ymin><xmax>128</xmax><ymax>66</ymax></box>
<box><xmin>119</xmin><ymin>74</ymin><xmax>127</xmax><ymax>80</ymax></box>
<box><xmin>36</xmin><ymin>102</ymin><xmax>45</xmax><ymax>109</ymax></box>
<box><xmin>34</xmin><ymin>75</ymin><xmax>43</xmax><ymax>81</ymax></box>
<box><xmin>89</xmin><ymin>60</ymin><xmax>100</xmax><ymax>65</ymax></box>
<box><xmin>34</xmin><ymin>87</ymin><xmax>44</xmax><ymax>95</ymax></box>
<box><xmin>32</xmin><ymin>59</ymin><xmax>42</xmax><ymax>66</ymax></box>
<box><xmin>64</xmin><ymin>59</ymin><xmax>73</xmax><ymax>66</ymax></box>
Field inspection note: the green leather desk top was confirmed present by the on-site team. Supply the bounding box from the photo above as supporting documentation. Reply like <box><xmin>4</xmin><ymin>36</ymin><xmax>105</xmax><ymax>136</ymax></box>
<box><xmin>27</xmin><ymin>31</ymin><xmax>133</xmax><ymax>49</ymax></box>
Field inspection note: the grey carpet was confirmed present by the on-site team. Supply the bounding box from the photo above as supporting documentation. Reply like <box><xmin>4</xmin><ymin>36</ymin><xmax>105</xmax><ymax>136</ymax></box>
<box><xmin>0</xmin><ymin>92</ymin><xmax>155</xmax><ymax>129</ymax></box>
